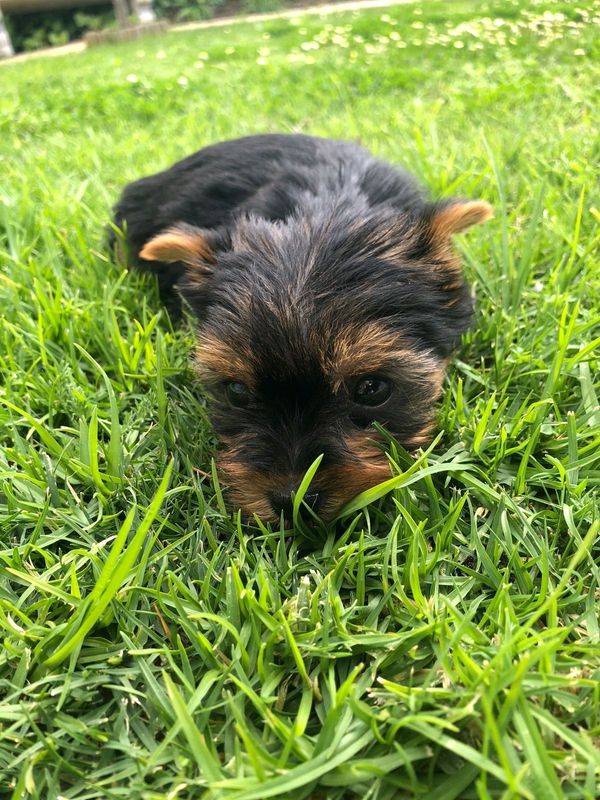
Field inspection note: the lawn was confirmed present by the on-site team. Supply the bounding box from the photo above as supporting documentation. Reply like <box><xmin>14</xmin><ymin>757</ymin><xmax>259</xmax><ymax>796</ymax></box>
<box><xmin>1</xmin><ymin>0</ymin><xmax>599</xmax><ymax>797</ymax></box>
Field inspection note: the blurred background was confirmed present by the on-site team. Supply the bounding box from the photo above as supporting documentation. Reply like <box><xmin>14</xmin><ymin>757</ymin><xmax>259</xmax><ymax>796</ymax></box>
<box><xmin>2</xmin><ymin>0</ymin><xmax>297</xmax><ymax>55</ymax></box>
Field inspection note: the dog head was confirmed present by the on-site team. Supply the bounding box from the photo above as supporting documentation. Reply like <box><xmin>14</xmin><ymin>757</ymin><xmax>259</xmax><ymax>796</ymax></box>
<box><xmin>140</xmin><ymin>198</ymin><xmax>492</xmax><ymax>521</ymax></box>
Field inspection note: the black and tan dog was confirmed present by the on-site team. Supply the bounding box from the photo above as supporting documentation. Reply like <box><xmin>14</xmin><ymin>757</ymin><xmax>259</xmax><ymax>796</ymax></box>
<box><xmin>113</xmin><ymin>133</ymin><xmax>492</xmax><ymax>521</ymax></box>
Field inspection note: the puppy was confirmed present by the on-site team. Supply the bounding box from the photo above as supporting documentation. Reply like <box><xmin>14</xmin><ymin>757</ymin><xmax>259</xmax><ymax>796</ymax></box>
<box><xmin>112</xmin><ymin>134</ymin><xmax>492</xmax><ymax>522</ymax></box>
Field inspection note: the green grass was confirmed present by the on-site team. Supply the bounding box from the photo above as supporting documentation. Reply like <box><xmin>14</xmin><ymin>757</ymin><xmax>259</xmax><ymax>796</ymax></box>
<box><xmin>1</xmin><ymin>0</ymin><xmax>599</xmax><ymax>796</ymax></box>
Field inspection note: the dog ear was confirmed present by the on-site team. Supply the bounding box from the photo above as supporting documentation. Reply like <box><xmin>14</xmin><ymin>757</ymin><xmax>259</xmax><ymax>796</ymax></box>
<box><xmin>139</xmin><ymin>223</ymin><xmax>219</xmax><ymax>274</ymax></box>
<box><xmin>428</xmin><ymin>199</ymin><xmax>493</xmax><ymax>239</ymax></box>
<box><xmin>398</xmin><ymin>199</ymin><xmax>492</xmax><ymax>357</ymax></box>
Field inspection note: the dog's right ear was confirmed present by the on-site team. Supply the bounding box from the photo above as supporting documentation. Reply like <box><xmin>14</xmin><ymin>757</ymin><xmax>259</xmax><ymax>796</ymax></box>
<box><xmin>140</xmin><ymin>223</ymin><xmax>229</xmax><ymax>276</ymax></box>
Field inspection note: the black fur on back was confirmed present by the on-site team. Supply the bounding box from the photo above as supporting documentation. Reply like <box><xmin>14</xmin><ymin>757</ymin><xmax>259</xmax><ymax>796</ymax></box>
<box><xmin>112</xmin><ymin>134</ymin><xmax>436</xmax><ymax>311</ymax></box>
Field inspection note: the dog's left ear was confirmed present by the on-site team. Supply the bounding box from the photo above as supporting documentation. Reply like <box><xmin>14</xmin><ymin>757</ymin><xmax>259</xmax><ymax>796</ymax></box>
<box><xmin>405</xmin><ymin>199</ymin><xmax>492</xmax><ymax>357</ymax></box>
<box><xmin>140</xmin><ymin>223</ymin><xmax>219</xmax><ymax>275</ymax></box>
<box><xmin>428</xmin><ymin>199</ymin><xmax>493</xmax><ymax>240</ymax></box>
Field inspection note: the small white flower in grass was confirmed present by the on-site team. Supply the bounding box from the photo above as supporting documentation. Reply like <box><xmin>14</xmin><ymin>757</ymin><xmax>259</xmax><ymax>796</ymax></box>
<box><xmin>258</xmin><ymin>46</ymin><xmax>270</xmax><ymax>56</ymax></box>
<box><xmin>156</xmin><ymin>49</ymin><xmax>167</xmax><ymax>60</ymax></box>
<box><xmin>194</xmin><ymin>61</ymin><xmax>205</xmax><ymax>69</ymax></box>
<box><xmin>412</xmin><ymin>21</ymin><xmax>424</xmax><ymax>29</ymax></box>
<box><xmin>177</xmin><ymin>76</ymin><xmax>189</xmax><ymax>86</ymax></box>
<box><xmin>126</xmin><ymin>73</ymin><xmax>139</xmax><ymax>83</ymax></box>
<box><xmin>395</xmin><ymin>41</ymin><xmax>407</xmax><ymax>48</ymax></box>
<box><xmin>574</xmin><ymin>48</ymin><xmax>586</xmax><ymax>56</ymax></box>
<box><xmin>534</xmin><ymin>281</ymin><xmax>544</xmax><ymax>293</ymax></box>
<box><xmin>225</xmin><ymin>46</ymin><xmax>235</xmax><ymax>54</ymax></box>
<box><xmin>198</xmin><ymin>51</ymin><xmax>209</xmax><ymax>60</ymax></box>
<box><xmin>256</xmin><ymin>57</ymin><xmax>269</xmax><ymax>65</ymax></box>
<box><xmin>454</xmin><ymin>40</ymin><xmax>465</xmax><ymax>48</ymax></box>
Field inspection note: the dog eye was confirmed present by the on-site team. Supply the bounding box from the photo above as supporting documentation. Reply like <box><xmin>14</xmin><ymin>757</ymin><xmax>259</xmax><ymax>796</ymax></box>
<box><xmin>353</xmin><ymin>376</ymin><xmax>392</xmax><ymax>407</ymax></box>
<box><xmin>224</xmin><ymin>381</ymin><xmax>250</xmax><ymax>408</ymax></box>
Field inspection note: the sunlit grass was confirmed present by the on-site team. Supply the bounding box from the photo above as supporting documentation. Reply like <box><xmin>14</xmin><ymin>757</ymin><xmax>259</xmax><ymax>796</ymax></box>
<box><xmin>1</xmin><ymin>0</ymin><xmax>599</xmax><ymax>797</ymax></box>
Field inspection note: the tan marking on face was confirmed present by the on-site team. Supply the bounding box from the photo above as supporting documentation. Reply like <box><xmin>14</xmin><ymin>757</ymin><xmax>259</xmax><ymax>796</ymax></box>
<box><xmin>218</xmin><ymin>456</ymin><xmax>276</xmax><ymax>521</ymax></box>
<box><xmin>316</xmin><ymin>422</ymin><xmax>439</xmax><ymax>518</ymax></box>
<box><xmin>217</xmin><ymin>423</ymin><xmax>437</xmax><ymax>523</ymax></box>
<box><xmin>194</xmin><ymin>332</ymin><xmax>255</xmax><ymax>389</ymax></box>
<box><xmin>140</xmin><ymin>223</ymin><xmax>214</xmax><ymax>268</ymax></box>
<box><xmin>322</xmin><ymin>321</ymin><xmax>445</xmax><ymax>391</ymax></box>
<box><xmin>317</xmin><ymin>439</ymin><xmax>392</xmax><ymax>519</ymax></box>
<box><xmin>319</xmin><ymin>464</ymin><xmax>393</xmax><ymax>518</ymax></box>
<box><xmin>403</xmin><ymin>419</ymin><xmax>437</xmax><ymax>449</ymax></box>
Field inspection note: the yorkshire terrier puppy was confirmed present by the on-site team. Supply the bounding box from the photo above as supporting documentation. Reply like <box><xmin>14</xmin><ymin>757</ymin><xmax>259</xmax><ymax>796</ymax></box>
<box><xmin>112</xmin><ymin>134</ymin><xmax>492</xmax><ymax>521</ymax></box>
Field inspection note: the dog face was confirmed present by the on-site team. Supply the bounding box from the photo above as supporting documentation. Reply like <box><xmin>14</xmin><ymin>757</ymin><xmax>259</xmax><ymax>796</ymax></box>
<box><xmin>141</xmin><ymin>198</ymin><xmax>491</xmax><ymax>521</ymax></box>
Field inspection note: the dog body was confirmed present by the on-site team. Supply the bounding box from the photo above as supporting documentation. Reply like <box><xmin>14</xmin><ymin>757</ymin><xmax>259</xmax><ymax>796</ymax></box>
<box><xmin>114</xmin><ymin>134</ymin><xmax>491</xmax><ymax>521</ymax></box>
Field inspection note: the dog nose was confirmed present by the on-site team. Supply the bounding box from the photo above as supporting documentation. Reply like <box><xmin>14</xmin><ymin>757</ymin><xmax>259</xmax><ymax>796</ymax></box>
<box><xmin>269</xmin><ymin>490</ymin><xmax>320</xmax><ymax>519</ymax></box>
<box><xmin>270</xmin><ymin>490</ymin><xmax>294</xmax><ymax>520</ymax></box>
